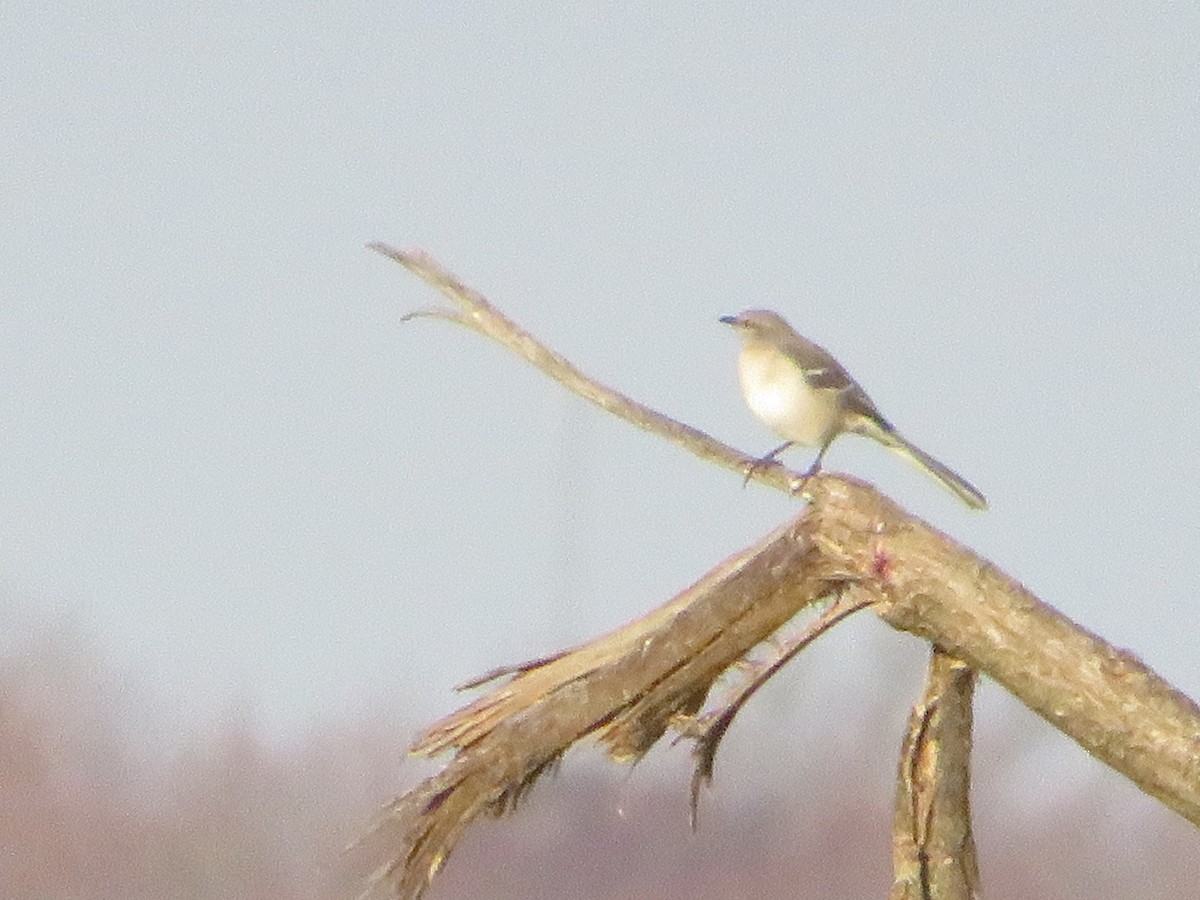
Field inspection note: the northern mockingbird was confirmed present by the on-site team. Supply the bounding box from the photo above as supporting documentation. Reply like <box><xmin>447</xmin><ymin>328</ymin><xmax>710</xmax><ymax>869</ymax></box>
<box><xmin>720</xmin><ymin>309</ymin><xmax>987</xmax><ymax>510</ymax></box>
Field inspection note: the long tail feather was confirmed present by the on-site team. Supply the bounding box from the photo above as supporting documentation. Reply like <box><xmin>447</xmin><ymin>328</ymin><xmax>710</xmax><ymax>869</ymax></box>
<box><xmin>872</xmin><ymin>427</ymin><xmax>988</xmax><ymax>510</ymax></box>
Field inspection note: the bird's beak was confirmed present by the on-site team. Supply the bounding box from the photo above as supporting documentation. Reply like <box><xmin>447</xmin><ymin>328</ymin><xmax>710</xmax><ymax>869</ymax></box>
<box><xmin>719</xmin><ymin>314</ymin><xmax>739</xmax><ymax>326</ymax></box>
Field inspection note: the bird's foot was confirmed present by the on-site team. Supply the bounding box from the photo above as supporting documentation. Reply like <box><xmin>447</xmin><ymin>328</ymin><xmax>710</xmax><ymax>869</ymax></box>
<box><xmin>740</xmin><ymin>442</ymin><xmax>794</xmax><ymax>487</ymax></box>
<box><xmin>787</xmin><ymin>460</ymin><xmax>824</xmax><ymax>497</ymax></box>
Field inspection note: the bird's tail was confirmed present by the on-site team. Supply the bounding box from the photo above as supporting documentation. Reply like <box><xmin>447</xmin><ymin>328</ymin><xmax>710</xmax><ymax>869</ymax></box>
<box><xmin>869</xmin><ymin>426</ymin><xmax>988</xmax><ymax>510</ymax></box>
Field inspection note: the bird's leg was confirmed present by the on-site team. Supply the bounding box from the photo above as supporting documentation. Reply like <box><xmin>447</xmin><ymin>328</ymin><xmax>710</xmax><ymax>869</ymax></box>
<box><xmin>741</xmin><ymin>441</ymin><xmax>794</xmax><ymax>487</ymax></box>
<box><xmin>790</xmin><ymin>440</ymin><xmax>833</xmax><ymax>496</ymax></box>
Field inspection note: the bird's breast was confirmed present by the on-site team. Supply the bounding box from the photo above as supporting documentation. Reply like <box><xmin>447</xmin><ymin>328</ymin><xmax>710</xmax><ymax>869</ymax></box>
<box><xmin>737</xmin><ymin>346</ymin><xmax>838</xmax><ymax>447</ymax></box>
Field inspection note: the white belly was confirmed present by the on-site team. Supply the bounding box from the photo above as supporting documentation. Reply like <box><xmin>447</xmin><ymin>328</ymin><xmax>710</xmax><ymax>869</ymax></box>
<box><xmin>738</xmin><ymin>349</ymin><xmax>837</xmax><ymax>446</ymax></box>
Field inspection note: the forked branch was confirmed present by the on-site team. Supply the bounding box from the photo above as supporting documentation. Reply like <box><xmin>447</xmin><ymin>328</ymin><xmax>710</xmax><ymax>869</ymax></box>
<box><xmin>364</xmin><ymin>245</ymin><xmax>1200</xmax><ymax>900</ymax></box>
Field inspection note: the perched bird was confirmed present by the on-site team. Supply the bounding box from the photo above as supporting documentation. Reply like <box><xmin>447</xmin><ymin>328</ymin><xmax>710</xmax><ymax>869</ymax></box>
<box><xmin>720</xmin><ymin>309</ymin><xmax>986</xmax><ymax>509</ymax></box>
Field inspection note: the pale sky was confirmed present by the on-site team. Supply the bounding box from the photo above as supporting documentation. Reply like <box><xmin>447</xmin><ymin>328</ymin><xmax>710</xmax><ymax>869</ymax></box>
<box><xmin>3</xmin><ymin>3</ymin><xmax>1198</xmax><ymax>760</ymax></box>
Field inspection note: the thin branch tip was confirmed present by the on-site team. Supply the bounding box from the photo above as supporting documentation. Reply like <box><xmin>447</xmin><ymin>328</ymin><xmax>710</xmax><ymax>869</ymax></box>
<box><xmin>365</xmin><ymin>240</ymin><xmax>394</xmax><ymax>259</ymax></box>
<box><xmin>367</xmin><ymin>241</ymin><xmax>426</xmax><ymax>267</ymax></box>
<box><xmin>399</xmin><ymin>307</ymin><xmax>464</xmax><ymax>325</ymax></box>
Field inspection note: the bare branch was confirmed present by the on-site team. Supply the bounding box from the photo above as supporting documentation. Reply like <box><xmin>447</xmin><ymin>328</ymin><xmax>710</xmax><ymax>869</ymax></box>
<box><xmin>360</xmin><ymin>513</ymin><xmax>852</xmax><ymax>899</ymax></box>
<box><xmin>684</xmin><ymin>588</ymin><xmax>873</xmax><ymax>829</ymax></box>
<box><xmin>364</xmin><ymin>465</ymin><xmax>1200</xmax><ymax>898</ymax></box>
<box><xmin>890</xmin><ymin>650</ymin><xmax>980</xmax><ymax>900</ymax></box>
<box><xmin>368</xmin><ymin>242</ymin><xmax>797</xmax><ymax>491</ymax></box>
<box><xmin>806</xmin><ymin>478</ymin><xmax>1200</xmax><ymax>827</ymax></box>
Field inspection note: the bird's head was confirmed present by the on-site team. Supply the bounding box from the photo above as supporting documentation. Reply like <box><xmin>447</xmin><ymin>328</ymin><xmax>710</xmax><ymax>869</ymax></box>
<box><xmin>719</xmin><ymin>309</ymin><xmax>795</xmax><ymax>341</ymax></box>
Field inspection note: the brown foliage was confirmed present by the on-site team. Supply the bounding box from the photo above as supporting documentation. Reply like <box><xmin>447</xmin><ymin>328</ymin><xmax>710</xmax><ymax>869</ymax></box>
<box><xmin>0</xmin><ymin>622</ymin><xmax>1196</xmax><ymax>899</ymax></box>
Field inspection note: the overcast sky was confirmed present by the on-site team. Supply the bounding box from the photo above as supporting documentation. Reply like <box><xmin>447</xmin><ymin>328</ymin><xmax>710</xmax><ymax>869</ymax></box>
<box><xmin>3</xmin><ymin>4</ymin><xmax>1198</xmax><ymax>757</ymax></box>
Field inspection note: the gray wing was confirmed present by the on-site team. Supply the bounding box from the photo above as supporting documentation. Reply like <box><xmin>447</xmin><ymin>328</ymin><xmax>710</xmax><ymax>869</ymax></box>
<box><xmin>782</xmin><ymin>332</ymin><xmax>894</xmax><ymax>431</ymax></box>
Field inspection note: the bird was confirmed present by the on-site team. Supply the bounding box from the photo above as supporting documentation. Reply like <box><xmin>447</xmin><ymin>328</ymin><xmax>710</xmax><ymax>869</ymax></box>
<box><xmin>720</xmin><ymin>309</ymin><xmax>987</xmax><ymax>509</ymax></box>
